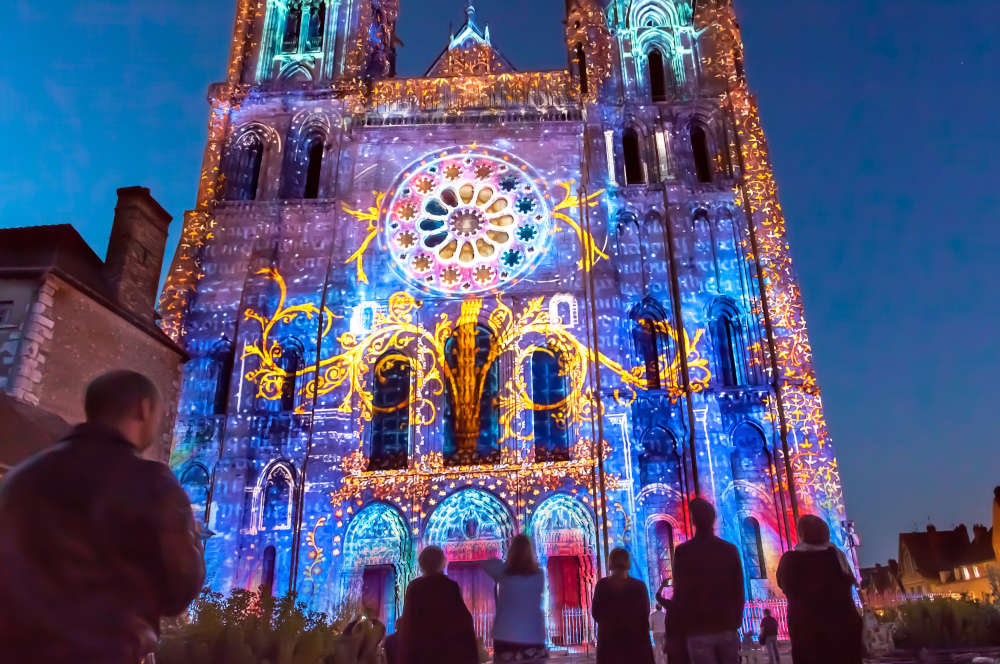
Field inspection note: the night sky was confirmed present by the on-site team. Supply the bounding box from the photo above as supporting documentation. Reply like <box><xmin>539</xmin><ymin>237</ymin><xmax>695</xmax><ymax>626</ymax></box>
<box><xmin>2</xmin><ymin>0</ymin><xmax>996</xmax><ymax>566</ymax></box>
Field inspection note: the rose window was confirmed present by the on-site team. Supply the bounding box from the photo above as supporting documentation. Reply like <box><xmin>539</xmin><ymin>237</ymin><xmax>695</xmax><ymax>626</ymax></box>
<box><xmin>382</xmin><ymin>149</ymin><xmax>551</xmax><ymax>294</ymax></box>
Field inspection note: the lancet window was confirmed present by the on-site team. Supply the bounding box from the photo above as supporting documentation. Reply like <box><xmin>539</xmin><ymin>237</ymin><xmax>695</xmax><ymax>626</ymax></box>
<box><xmin>180</xmin><ymin>464</ymin><xmax>210</xmax><ymax>523</ymax></box>
<box><xmin>277</xmin><ymin>341</ymin><xmax>303</xmax><ymax>412</ymax></box>
<box><xmin>648</xmin><ymin>48</ymin><xmax>668</xmax><ymax>102</ymax></box>
<box><xmin>303</xmin><ymin>134</ymin><xmax>324</xmax><ymax>199</ymax></box>
<box><xmin>211</xmin><ymin>341</ymin><xmax>235</xmax><ymax>415</ymax></box>
<box><xmin>258</xmin><ymin>1</ymin><xmax>329</xmax><ymax>82</ymax></box>
<box><xmin>631</xmin><ymin>300</ymin><xmax>669</xmax><ymax>391</ymax></box>
<box><xmin>709</xmin><ymin>301</ymin><xmax>747</xmax><ymax>388</ymax></box>
<box><xmin>532</xmin><ymin>347</ymin><xmax>570</xmax><ymax>462</ymax></box>
<box><xmin>639</xmin><ymin>428</ymin><xmax>681</xmax><ymax>487</ymax></box>
<box><xmin>223</xmin><ymin>134</ymin><xmax>264</xmax><ymax>201</ymax></box>
<box><xmin>741</xmin><ymin>516</ymin><xmax>766</xmax><ymax>579</ymax></box>
<box><xmin>623</xmin><ymin>127</ymin><xmax>645</xmax><ymax>185</ymax></box>
<box><xmin>444</xmin><ymin>324</ymin><xmax>500</xmax><ymax>466</ymax></box>
<box><xmin>691</xmin><ymin>124</ymin><xmax>713</xmax><ymax>183</ymax></box>
<box><xmin>369</xmin><ymin>354</ymin><xmax>411</xmax><ymax>471</ymax></box>
<box><xmin>261</xmin><ymin>464</ymin><xmax>294</xmax><ymax>530</ymax></box>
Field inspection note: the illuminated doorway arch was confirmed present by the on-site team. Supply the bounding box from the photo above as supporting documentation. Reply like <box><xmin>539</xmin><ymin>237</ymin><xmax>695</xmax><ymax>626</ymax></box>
<box><xmin>528</xmin><ymin>494</ymin><xmax>597</xmax><ymax>646</ymax></box>
<box><xmin>340</xmin><ymin>503</ymin><xmax>412</xmax><ymax>632</ymax></box>
<box><xmin>425</xmin><ymin>488</ymin><xmax>514</xmax><ymax>632</ymax></box>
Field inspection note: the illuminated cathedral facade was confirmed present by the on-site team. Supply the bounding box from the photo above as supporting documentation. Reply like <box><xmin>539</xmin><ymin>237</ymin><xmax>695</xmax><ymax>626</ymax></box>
<box><xmin>162</xmin><ymin>0</ymin><xmax>852</xmax><ymax>639</ymax></box>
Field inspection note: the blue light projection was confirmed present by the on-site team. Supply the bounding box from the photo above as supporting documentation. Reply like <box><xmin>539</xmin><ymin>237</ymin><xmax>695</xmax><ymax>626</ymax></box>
<box><xmin>163</xmin><ymin>0</ymin><xmax>854</xmax><ymax>636</ymax></box>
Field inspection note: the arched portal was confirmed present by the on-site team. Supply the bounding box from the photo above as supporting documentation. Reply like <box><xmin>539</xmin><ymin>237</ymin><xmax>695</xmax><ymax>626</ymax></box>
<box><xmin>341</xmin><ymin>503</ymin><xmax>411</xmax><ymax>632</ymax></box>
<box><xmin>425</xmin><ymin>489</ymin><xmax>515</xmax><ymax>631</ymax></box>
<box><xmin>528</xmin><ymin>494</ymin><xmax>597</xmax><ymax>646</ymax></box>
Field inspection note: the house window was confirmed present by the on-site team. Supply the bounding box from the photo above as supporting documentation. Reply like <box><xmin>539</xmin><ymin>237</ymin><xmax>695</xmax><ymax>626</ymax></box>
<box><xmin>369</xmin><ymin>354</ymin><xmax>411</xmax><ymax>471</ymax></box>
<box><xmin>532</xmin><ymin>348</ymin><xmax>569</xmax><ymax>462</ymax></box>
<box><xmin>0</xmin><ymin>300</ymin><xmax>13</xmax><ymax>326</ymax></box>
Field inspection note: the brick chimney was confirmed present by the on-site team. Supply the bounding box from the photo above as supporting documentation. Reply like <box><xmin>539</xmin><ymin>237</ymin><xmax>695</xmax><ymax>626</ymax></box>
<box><xmin>104</xmin><ymin>187</ymin><xmax>171</xmax><ymax>323</ymax></box>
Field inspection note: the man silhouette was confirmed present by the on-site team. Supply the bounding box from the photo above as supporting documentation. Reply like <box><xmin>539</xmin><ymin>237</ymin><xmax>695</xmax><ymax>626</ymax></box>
<box><xmin>672</xmin><ymin>498</ymin><xmax>745</xmax><ymax>664</ymax></box>
<box><xmin>0</xmin><ymin>370</ymin><xmax>204</xmax><ymax>663</ymax></box>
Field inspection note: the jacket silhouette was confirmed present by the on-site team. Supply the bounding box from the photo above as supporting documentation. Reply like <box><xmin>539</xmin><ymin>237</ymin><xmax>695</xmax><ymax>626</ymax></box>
<box><xmin>0</xmin><ymin>423</ymin><xmax>205</xmax><ymax>663</ymax></box>
<box><xmin>397</xmin><ymin>572</ymin><xmax>479</xmax><ymax>664</ymax></box>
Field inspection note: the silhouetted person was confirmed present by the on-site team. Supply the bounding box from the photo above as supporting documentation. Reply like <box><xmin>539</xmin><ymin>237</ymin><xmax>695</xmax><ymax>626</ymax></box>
<box><xmin>397</xmin><ymin>546</ymin><xmax>478</xmax><ymax>664</ymax></box>
<box><xmin>759</xmin><ymin>609</ymin><xmax>780</xmax><ymax>664</ymax></box>
<box><xmin>655</xmin><ymin>579</ymin><xmax>689</xmax><ymax>664</ymax></box>
<box><xmin>482</xmin><ymin>534</ymin><xmax>548</xmax><ymax>662</ymax></box>
<box><xmin>592</xmin><ymin>547</ymin><xmax>656</xmax><ymax>664</ymax></box>
<box><xmin>0</xmin><ymin>371</ymin><xmax>205</xmax><ymax>664</ymax></box>
<box><xmin>672</xmin><ymin>498</ymin><xmax>745</xmax><ymax>664</ymax></box>
<box><xmin>777</xmin><ymin>515</ymin><xmax>862</xmax><ymax>664</ymax></box>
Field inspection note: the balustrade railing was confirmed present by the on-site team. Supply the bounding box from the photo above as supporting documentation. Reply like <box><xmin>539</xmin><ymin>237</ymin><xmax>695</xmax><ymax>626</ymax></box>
<box><xmin>368</xmin><ymin>70</ymin><xmax>577</xmax><ymax>116</ymax></box>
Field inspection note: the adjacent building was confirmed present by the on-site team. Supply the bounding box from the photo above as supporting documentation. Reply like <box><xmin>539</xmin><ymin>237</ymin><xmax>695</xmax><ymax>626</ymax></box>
<box><xmin>161</xmin><ymin>0</ymin><xmax>852</xmax><ymax>638</ymax></box>
<box><xmin>0</xmin><ymin>187</ymin><xmax>185</xmax><ymax>463</ymax></box>
<box><xmin>861</xmin><ymin>489</ymin><xmax>1000</xmax><ymax>606</ymax></box>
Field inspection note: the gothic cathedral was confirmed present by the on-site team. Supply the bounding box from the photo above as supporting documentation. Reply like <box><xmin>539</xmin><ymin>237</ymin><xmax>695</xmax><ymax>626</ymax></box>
<box><xmin>162</xmin><ymin>0</ymin><xmax>851</xmax><ymax>636</ymax></box>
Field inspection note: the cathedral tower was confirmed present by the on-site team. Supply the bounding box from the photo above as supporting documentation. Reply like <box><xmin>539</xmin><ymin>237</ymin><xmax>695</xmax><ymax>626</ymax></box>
<box><xmin>162</xmin><ymin>0</ymin><xmax>851</xmax><ymax>630</ymax></box>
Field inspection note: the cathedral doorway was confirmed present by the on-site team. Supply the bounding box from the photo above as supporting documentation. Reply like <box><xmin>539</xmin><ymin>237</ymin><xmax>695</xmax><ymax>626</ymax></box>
<box><xmin>425</xmin><ymin>488</ymin><xmax>515</xmax><ymax>643</ymax></box>
<box><xmin>528</xmin><ymin>494</ymin><xmax>597</xmax><ymax>646</ymax></box>
<box><xmin>341</xmin><ymin>503</ymin><xmax>412</xmax><ymax>633</ymax></box>
<box><xmin>546</xmin><ymin>555</ymin><xmax>584</xmax><ymax>645</ymax></box>
<box><xmin>361</xmin><ymin>564</ymin><xmax>396</xmax><ymax>625</ymax></box>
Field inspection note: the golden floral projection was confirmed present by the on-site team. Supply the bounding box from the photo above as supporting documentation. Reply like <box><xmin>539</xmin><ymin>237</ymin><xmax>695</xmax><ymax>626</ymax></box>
<box><xmin>241</xmin><ymin>269</ymin><xmax>712</xmax><ymax>504</ymax></box>
<box><xmin>342</xmin><ymin>180</ymin><xmax>608</xmax><ymax>284</ymax></box>
<box><xmin>695</xmin><ymin>2</ymin><xmax>845</xmax><ymax>516</ymax></box>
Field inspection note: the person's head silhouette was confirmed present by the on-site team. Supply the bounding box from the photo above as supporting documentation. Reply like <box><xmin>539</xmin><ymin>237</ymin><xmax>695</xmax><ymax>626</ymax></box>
<box><xmin>689</xmin><ymin>498</ymin><xmax>716</xmax><ymax>536</ymax></box>
<box><xmin>418</xmin><ymin>546</ymin><xmax>446</xmax><ymax>576</ymax></box>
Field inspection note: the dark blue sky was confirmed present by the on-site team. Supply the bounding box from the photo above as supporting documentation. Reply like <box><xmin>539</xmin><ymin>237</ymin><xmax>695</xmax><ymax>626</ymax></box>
<box><xmin>2</xmin><ymin>0</ymin><xmax>996</xmax><ymax>565</ymax></box>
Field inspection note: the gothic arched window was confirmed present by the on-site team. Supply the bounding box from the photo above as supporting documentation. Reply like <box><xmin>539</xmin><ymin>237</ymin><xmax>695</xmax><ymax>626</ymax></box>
<box><xmin>532</xmin><ymin>348</ymin><xmax>569</xmax><ymax>462</ymax></box>
<box><xmin>225</xmin><ymin>135</ymin><xmax>264</xmax><ymax>201</ymax></box>
<box><xmin>741</xmin><ymin>516</ymin><xmax>766</xmax><ymax>579</ymax></box>
<box><xmin>631</xmin><ymin>300</ymin><xmax>668</xmax><ymax>391</ymax></box>
<box><xmin>369</xmin><ymin>354</ymin><xmax>411</xmax><ymax>471</ymax></box>
<box><xmin>710</xmin><ymin>303</ymin><xmax>746</xmax><ymax>388</ymax></box>
<box><xmin>306</xmin><ymin>2</ymin><xmax>326</xmax><ymax>51</ymax></box>
<box><xmin>575</xmin><ymin>43</ymin><xmax>589</xmax><ymax>96</ymax></box>
<box><xmin>211</xmin><ymin>342</ymin><xmax>235</xmax><ymax>415</ymax></box>
<box><xmin>303</xmin><ymin>135</ymin><xmax>324</xmax><ymax>199</ymax></box>
<box><xmin>648</xmin><ymin>48</ymin><xmax>667</xmax><ymax>102</ymax></box>
<box><xmin>278</xmin><ymin>343</ymin><xmax>303</xmax><ymax>412</ymax></box>
<box><xmin>647</xmin><ymin>520</ymin><xmax>675</xmax><ymax>586</ymax></box>
<box><xmin>283</xmin><ymin>4</ymin><xmax>302</xmax><ymax>52</ymax></box>
<box><xmin>623</xmin><ymin>127</ymin><xmax>645</xmax><ymax>185</ymax></box>
<box><xmin>639</xmin><ymin>428</ymin><xmax>681</xmax><ymax>487</ymax></box>
<box><xmin>180</xmin><ymin>464</ymin><xmax>210</xmax><ymax>523</ymax></box>
<box><xmin>444</xmin><ymin>325</ymin><xmax>499</xmax><ymax>466</ymax></box>
<box><xmin>262</xmin><ymin>465</ymin><xmax>293</xmax><ymax>530</ymax></box>
<box><xmin>261</xmin><ymin>546</ymin><xmax>277</xmax><ymax>596</ymax></box>
<box><xmin>691</xmin><ymin>125</ymin><xmax>713</xmax><ymax>183</ymax></box>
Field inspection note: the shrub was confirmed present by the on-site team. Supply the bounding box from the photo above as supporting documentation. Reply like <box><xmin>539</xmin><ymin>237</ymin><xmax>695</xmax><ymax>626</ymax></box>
<box><xmin>892</xmin><ymin>598</ymin><xmax>1000</xmax><ymax>650</ymax></box>
<box><xmin>156</xmin><ymin>588</ymin><xmax>376</xmax><ymax>664</ymax></box>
